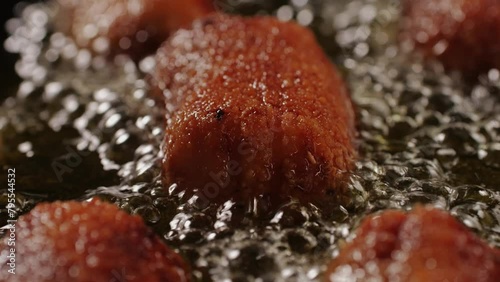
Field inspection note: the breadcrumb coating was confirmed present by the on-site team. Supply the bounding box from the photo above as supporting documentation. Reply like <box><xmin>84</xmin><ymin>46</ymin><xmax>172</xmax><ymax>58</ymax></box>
<box><xmin>326</xmin><ymin>206</ymin><xmax>500</xmax><ymax>282</ymax></box>
<box><xmin>0</xmin><ymin>199</ymin><xmax>190</xmax><ymax>282</ymax></box>
<box><xmin>152</xmin><ymin>14</ymin><xmax>356</xmax><ymax>207</ymax></box>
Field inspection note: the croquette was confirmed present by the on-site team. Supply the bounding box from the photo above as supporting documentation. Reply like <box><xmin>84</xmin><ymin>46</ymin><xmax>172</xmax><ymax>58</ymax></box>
<box><xmin>325</xmin><ymin>206</ymin><xmax>500</xmax><ymax>282</ymax></box>
<box><xmin>0</xmin><ymin>199</ymin><xmax>190</xmax><ymax>282</ymax></box>
<box><xmin>55</xmin><ymin>0</ymin><xmax>214</xmax><ymax>58</ymax></box>
<box><xmin>401</xmin><ymin>0</ymin><xmax>500</xmax><ymax>75</ymax></box>
<box><xmin>152</xmin><ymin>14</ymin><xmax>356</xmax><ymax>207</ymax></box>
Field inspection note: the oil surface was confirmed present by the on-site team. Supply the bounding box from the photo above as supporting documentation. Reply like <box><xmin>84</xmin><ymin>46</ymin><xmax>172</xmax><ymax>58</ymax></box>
<box><xmin>1</xmin><ymin>0</ymin><xmax>499</xmax><ymax>281</ymax></box>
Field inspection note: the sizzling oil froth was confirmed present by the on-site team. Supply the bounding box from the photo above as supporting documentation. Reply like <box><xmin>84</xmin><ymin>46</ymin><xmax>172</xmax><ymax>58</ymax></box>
<box><xmin>1</xmin><ymin>0</ymin><xmax>500</xmax><ymax>281</ymax></box>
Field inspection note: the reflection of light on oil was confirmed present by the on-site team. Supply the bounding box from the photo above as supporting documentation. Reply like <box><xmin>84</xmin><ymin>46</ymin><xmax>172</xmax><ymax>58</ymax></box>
<box><xmin>18</xmin><ymin>141</ymin><xmax>34</xmax><ymax>157</ymax></box>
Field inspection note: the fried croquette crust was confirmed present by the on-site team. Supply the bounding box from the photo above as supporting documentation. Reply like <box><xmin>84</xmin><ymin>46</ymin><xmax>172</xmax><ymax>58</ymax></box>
<box><xmin>153</xmin><ymin>14</ymin><xmax>356</xmax><ymax>207</ymax></box>
<box><xmin>0</xmin><ymin>199</ymin><xmax>190</xmax><ymax>282</ymax></box>
<box><xmin>325</xmin><ymin>206</ymin><xmax>500</xmax><ymax>282</ymax></box>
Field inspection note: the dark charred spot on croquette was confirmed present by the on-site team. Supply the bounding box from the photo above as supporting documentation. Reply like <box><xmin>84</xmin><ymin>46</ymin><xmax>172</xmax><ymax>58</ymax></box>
<box><xmin>215</xmin><ymin>108</ymin><xmax>225</xmax><ymax>121</ymax></box>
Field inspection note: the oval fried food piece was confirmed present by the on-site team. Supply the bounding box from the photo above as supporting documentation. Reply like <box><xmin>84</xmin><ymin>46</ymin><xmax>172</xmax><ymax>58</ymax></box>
<box><xmin>0</xmin><ymin>199</ymin><xmax>190</xmax><ymax>282</ymax></box>
<box><xmin>152</xmin><ymin>14</ymin><xmax>356</xmax><ymax>208</ymax></box>
<box><xmin>401</xmin><ymin>0</ymin><xmax>500</xmax><ymax>75</ymax></box>
<box><xmin>55</xmin><ymin>0</ymin><xmax>214</xmax><ymax>59</ymax></box>
<box><xmin>325</xmin><ymin>206</ymin><xmax>500</xmax><ymax>282</ymax></box>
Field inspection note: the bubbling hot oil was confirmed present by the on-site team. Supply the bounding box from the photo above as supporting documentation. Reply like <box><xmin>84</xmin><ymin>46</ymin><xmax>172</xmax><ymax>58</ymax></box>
<box><xmin>1</xmin><ymin>0</ymin><xmax>499</xmax><ymax>281</ymax></box>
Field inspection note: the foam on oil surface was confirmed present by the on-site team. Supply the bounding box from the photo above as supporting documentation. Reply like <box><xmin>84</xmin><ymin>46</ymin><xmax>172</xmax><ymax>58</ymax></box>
<box><xmin>1</xmin><ymin>1</ymin><xmax>499</xmax><ymax>281</ymax></box>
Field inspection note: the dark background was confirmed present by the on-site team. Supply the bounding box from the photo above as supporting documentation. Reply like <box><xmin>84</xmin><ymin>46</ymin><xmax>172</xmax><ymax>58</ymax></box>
<box><xmin>0</xmin><ymin>0</ymin><xmax>38</xmax><ymax>102</ymax></box>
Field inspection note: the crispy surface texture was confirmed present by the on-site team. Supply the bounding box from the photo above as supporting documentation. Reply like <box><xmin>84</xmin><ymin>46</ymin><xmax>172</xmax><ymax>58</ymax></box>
<box><xmin>0</xmin><ymin>199</ymin><xmax>190</xmax><ymax>282</ymax></box>
<box><xmin>152</xmin><ymin>14</ymin><xmax>356</xmax><ymax>207</ymax></box>
<box><xmin>325</xmin><ymin>206</ymin><xmax>500</xmax><ymax>282</ymax></box>
<box><xmin>56</xmin><ymin>0</ymin><xmax>214</xmax><ymax>58</ymax></box>
<box><xmin>401</xmin><ymin>0</ymin><xmax>500</xmax><ymax>75</ymax></box>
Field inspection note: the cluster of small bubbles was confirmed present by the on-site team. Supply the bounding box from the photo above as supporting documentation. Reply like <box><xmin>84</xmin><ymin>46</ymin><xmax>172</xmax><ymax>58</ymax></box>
<box><xmin>1</xmin><ymin>1</ymin><xmax>500</xmax><ymax>282</ymax></box>
<box><xmin>5</xmin><ymin>4</ymin><xmax>49</xmax><ymax>91</ymax></box>
<box><xmin>275</xmin><ymin>0</ymin><xmax>314</xmax><ymax>27</ymax></box>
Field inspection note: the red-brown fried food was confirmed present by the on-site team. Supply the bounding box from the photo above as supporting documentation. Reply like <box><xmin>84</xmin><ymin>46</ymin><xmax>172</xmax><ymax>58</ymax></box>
<box><xmin>55</xmin><ymin>0</ymin><xmax>214</xmax><ymax>58</ymax></box>
<box><xmin>0</xmin><ymin>199</ymin><xmax>190</xmax><ymax>282</ymax></box>
<box><xmin>401</xmin><ymin>0</ymin><xmax>500</xmax><ymax>75</ymax></box>
<box><xmin>325</xmin><ymin>206</ymin><xmax>500</xmax><ymax>282</ymax></box>
<box><xmin>152</xmin><ymin>14</ymin><xmax>356</xmax><ymax>207</ymax></box>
